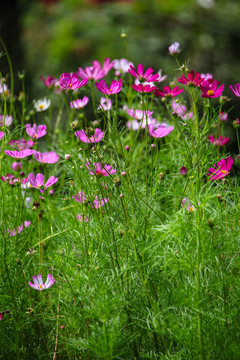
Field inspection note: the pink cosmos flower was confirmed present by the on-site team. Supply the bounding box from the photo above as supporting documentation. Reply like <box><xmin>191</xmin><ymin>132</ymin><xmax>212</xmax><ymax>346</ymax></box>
<box><xmin>113</xmin><ymin>58</ymin><xmax>134</xmax><ymax>76</ymax></box>
<box><xmin>148</xmin><ymin>123</ymin><xmax>174</xmax><ymax>138</ymax></box>
<box><xmin>127</xmin><ymin>117</ymin><xmax>160</xmax><ymax>131</ymax></box>
<box><xmin>169</xmin><ymin>42</ymin><xmax>180</xmax><ymax>55</ymax></box>
<box><xmin>201</xmin><ymin>73</ymin><xmax>213</xmax><ymax>81</ymax></box>
<box><xmin>9</xmin><ymin>139</ymin><xmax>35</xmax><ymax>150</ymax></box>
<box><xmin>0</xmin><ymin>115</ymin><xmax>13</xmax><ymax>127</ymax></box>
<box><xmin>156</xmin><ymin>69</ymin><xmax>167</xmax><ymax>83</ymax></box>
<box><xmin>229</xmin><ymin>83</ymin><xmax>240</xmax><ymax>97</ymax></box>
<box><xmin>33</xmin><ymin>151</ymin><xmax>59</xmax><ymax>164</ymax></box>
<box><xmin>4</xmin><ymin>149</ymin><xmax>34</xmax><ymax>160</ymax></box>
<box><xmin>73</xmin><ymin>191</ymin><xmax>108</xmax><ymax>209</ymax></box>
<box><xmin>95</xmin><ymin>79</ymin><xmax>122</xmax><ymax>95</ymax></box>
<box><xmin>132</xmin><ymin>83</ymin><xmax>157</xmax><ymax>93</ymax></box>
<box><xmin>75</xmin><ymin>128</ymin><xmax>104</xmax><ymax>143</ymax></box>
<box><xmin>70</xmin><ymin>96</ymin><xmax>89</xmax><ymax>109</ymax></box>
<box><xmin>128</xmin><ymin>64</ymin><xmax>159</xmax><ymax>83</ymax></box>
<box><xmin>154</xmin><ymin>86</ymin><xmax>184</xmax><ymax>98</ymax></box>
<box><xmin>207</xmin><ymin>157</ymin><xmax>233</xmax><ymax>181</ymax></box>
<box><xmin>11</xmin><ymin>162</ymin><xmax>22</xmax><ymax>171</ymax></box>
<box><xmin>180</xmin><ymin>167</ymin><xmax>188</xmax><ymax>175</ymax></box>
<box><xmin>8</xmin><ymin>220</ymin><xmax>31</xmax><ymax>237</ymax></box>
<box><xmin>208</xmin><ymin>135</ymin><xmax>230</xmax><ymax>146</ymax></box>
<box><xmin>78</xmin><ymin>58</ymin><xmax>114</xmax><ymax>81</ymax></box>
<box><xmin>125</xmin><ymin>107</ymin><xmax>154</xmax><ymax>121</ymax></box>
<box><xmin>200</xmin><ymin>80</ymin><xmax>224</xmax><ymax>98</ymax></box>
<box><xmin>98</xmin><ymin>97</ymin><xmax>112</xmax><ymax>111</ymax></box>
<box><xmin>77</xmin><ymin>214</ymin><xmax>89</xmax><ymax>222</ymax></box>
<box><xmin>178</xmin><ymin>71</ymin><xmax>204</xmax><ymax>87</ymax></box>
<box><xmin>1</xmin><ymin>173</ymin><xmax>20</xmax><ymax>186</ymax></box>
<box><xmin>0</xmin><ymin>131</ymin><xmax>4</xmax><ymax>139</ymax></box>
<box><xmin>0</xmin><ymin>313</ymin><xmax>4</xmax><ymax>320</ymax></box>
<box><xmin>28</xmin><ymin>274</ymin><xmax>55</xmax><ymax>291</ymax></box>
<box><xmin>40</xmin><ymin>75</ymin><xmax>58</xmax><ymax>89</ymax></box>
<box><xmin>60</xmin><ymin>73</ymin><xmax>88</xmax><ymax>90</ymax></box>
<box><xmin>28</xmin><ymin>173</ymin><xmax>58</xmax><ymax>193</ymax></box>
<box><xmin>25</xmin><ymin>124</ymin><xmax>47</xmax><ymax>139</ymax></box>
<box><xmin>85</xmin><ymin>162</ymin><xmax>117</xmax><ymax>176</ymax></box>
<box><xmin>171</xmin><ymin>101</ymin><xmax>193</xmax><ymax>120</ymax></box>
<box><xmin>181</xmin><ymin>197</ymin><xmax>195</xmax><ymax>212</ymax></box>
<box><xmin>220</xmin><ymin>112</ymin><xmax>228</xmax><ymax>122</ymax></box>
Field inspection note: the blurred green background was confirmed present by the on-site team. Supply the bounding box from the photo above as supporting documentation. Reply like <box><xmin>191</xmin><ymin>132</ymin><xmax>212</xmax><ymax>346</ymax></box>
<box><xmin>1</xmin><ymin>0</ymin><xmax>240</xmax><ymax>104</ymax></box>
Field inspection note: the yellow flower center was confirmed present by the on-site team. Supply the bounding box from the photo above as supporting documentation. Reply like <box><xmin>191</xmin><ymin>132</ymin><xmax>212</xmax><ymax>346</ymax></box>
<box><xmin>188</xmin><ymin>206</ymin><xmax>194</xmax><ymax>212</ymax></box>
<box><xmin>34</xmin><ymin>134</ymin><xmax>38</xmax><ymax>138</ymax></box>
<box><xmin>207</xmin><ymin>90</ymin><xmax>214</xmax><ymax>96</ymax></box>
<box><xmin>221</xmin><ymin>170</ymin><xmax>227</xmax><ymax>174</ymax></box>
<box><xmin>39</xmin><ymin>284</ymin><xmax>43</xmax><ymax>289</ymax></box>
<box><xmin>70</xmin><ymin>83</ymin><xmax>72</xmax><ymax>87</ymax></box>
<box><xmin>39</xmin><ymin>104</ymin><xmax>44</xmax><ymax>110</ymax></box>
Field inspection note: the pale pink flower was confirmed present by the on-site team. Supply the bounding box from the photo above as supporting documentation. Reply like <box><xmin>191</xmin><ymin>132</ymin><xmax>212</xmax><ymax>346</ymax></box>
<box><xmin>8</xmin><ymin>139</ymin><xmax>35</xmax><ymax>150</ymax></box>
<box><xmin>75</xmin><ymin>128</ymin><xmax>104</xmax><ymax>143</ymax></box>
<box><xmin>70</xmin><ymin>96</ymin><xmax>89</xmax><ymax>109</ymax></box>
<box><xmin>73</xmin><ymin>191</ymin><xmax>108</xmax><ymax>209</ymax></box>
<box><xmin>171</xmin><ymin>101</ymin><xmax>193</xmax><ymax>120</ymax></box>
<box><xmin>78</xmin><ymin>58</ymin><xmax>114</xmax><ymax>81</ymax></box>
<box><xmin>156</xmin><ymin>69</ymin><xmax>167</xmax><ymax>83</ymax></box>
<box><xmin>113</xmin><ymin>58</ymin><xmax>134</xmax><ymax>76</ymax></box>
<box><xmin>33</xmin><ymin>151</ymin><xmax>59</xmax><ymax>164</ymax></box>
<box><xmin>28</xmin><ymin>173</ymin><xmax>58</xmax><ymax>193</ymax></box>
<box><xmin>169</xmin><ymin>42</ymin><xmax>180</xmax><ymax>55</ymax></box>
<box><xmin>0</xmin><ymin>131</ymin><xmax>4</xmax><ymax>139</ymax></box>
<box><xmin>8</xmin><ymin>220</ymin><xmax>31</xmax><ymax>237</ymax></box>
<box><xmin>220</xmin><ymin>112</ymin><xmax>228</xmax><ymax>122</ymax></box>
<box><xmin>28</xmin><ymin>274</ymin><xmax>55</xmax><ymax>290</ymax></box>
<box><xmin>125</xmin><ymin>107</ymin><xmax>153</xmax><ymax>121</ymax></box>
<box><xmin>77</xmin><ymin>214</ymin><xmax>89</xmax><ymax>222</ymax></box>
<box><xmin>98</xmin><ymin>97</ymin><xmax>112</xmax><ymax>111</ymax></box>
<box><xmin>0</xmin><ymin>115</ymin><xmax>13</xmax><ymax>127</ymax></box>
<box><xmin>11</xmin><ymin>162</ymin><xmax>22</xmax><ymax>171</ymax></box>
<box><xmin>25</xmin><ymin>124</ymin><xmax>47</xmax><ymax>139</ymax></box>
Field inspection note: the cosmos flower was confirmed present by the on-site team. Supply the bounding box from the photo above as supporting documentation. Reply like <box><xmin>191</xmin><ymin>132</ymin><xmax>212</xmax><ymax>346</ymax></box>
<box><xmin>208</xmin><ymin>135</ymin><xmax>230</xmax><ymax>146</ymax></box>
<box><xmin>154</xmin><ymin>86</ymin><xmax>184</xmax><ymax>98</ymax></box>
<box><xmin>77</xmin><ymin>214</ymin><xmax>89</xmax><ymax>222</ymax></box>
<box><xmin>73</xmin><ymin>191</ymin><xmax>108</xmax><ymax>209</ymax></box>
<box><xmin>25</xmin><ymin>124</ymin><xmax>47</xmax><ymax>139</ymax></box>
<box><xmin>181</xmin><ymin>197</ymin><xmax>195</xmax><ymax>212</ymax></box>
<box><xmin>125</xmin><ymin>107</ymin><xmax>153</xmax><ymax>121</ymax></box>
<box><xmin>178</xmin><ymin>70</ymin><xmax>204</xmax><ymax>87</ymax></box>
<box><xmin>33</xmin><ymin>98</ymin><xmax>51</xmax><ymax>112</ymax></box>
<box><xmin>70</xmin><ymin>96</ymin><xmax>89</xmax><ymax>109</ymax></box>
<box><xmin>8</xmin><ymin>220</ymin><xmax>31</xmax><ymax>237</ymax></box>
<box><xmin>11</xmin><ymin>162</ymin><xmax>22</xmax><ymax>171</ymax></box>
<box><xmin>0</xmin><ymin>115</ymin><xmax>13</xmax><ymax>127</ymax></box>
<box><xmin>147</xmin><ymin>123</ymin><xmax>174</xmax><ymax>138</ymax></box>
<box><xmin>207</xmin><ymin>157</ymin><xmax>233</xmax><ymax>180</ymax></box>
<box><xmin>98</xmin><ymin>97</ymin><xmax>112</xmax><ymax>111</ymax></box>
<box><xmin>200</xmin><ymin>80</ymin><xmax>224</xmax><ymax>98</ymax></box>
<box><xmin>28</xmin><ymin>274</ymin><xmax>55</xmax><ymax>290</ymax></box>
<box><xmin>168</xmin><ymin>42</ymin><xmax>180</xmax><ymax>55</ymax></box>
<box><xmin>219</xmin><ymin>112</ymin><xmax>228</xmax><ymax>122</ymax></box>
<box><xmin>128</xmin><ymin>64</ymin><xmax>159</xmax><ymax>83</ymax></box>
<box><xmin>4</xmin><ymin>149</ymin><xmax>34</xmax><ymax>160</ymax></box>
<box><xmin>171</xmin><ymin>101</ymin><xmax>193</xmax><ymax>120</ymax></box>
<box><xmin>113</xmin><ymin>58</ymin><xmax>134</xmax><ymax>76</ymax></box>
<box><xmin>8</xmin><ymin>138</ymin><xmax>35</xmax><ymax>150</ymax></box>
<box><xmin>0</xmin><ymin>131</ymin><xmax>4</xmax><ymax>139</ymax></box>
<box><xmin>95</xmin><ymin>79</ymin><xmax>122</xmax><ymax>95</ymax></box>
<box><xmin>132</xmin><ymin>83</ymin><xmax>157</xmax><ymax>93</ymax></box>
<box><xmin>229</xmin><ymin>83</ymin><xmax>240</xmax><ymax>97</ymax></box>
<box><xmin>33</xmin><ymin>151</ymin><xmax>59</xmax><ymax>164</ymax></box>
<box><xmin>85</xmin><ymin>162</ymin><xmax>117</xmax><ymax>176</ymax></box>
<box><xmin>78</xmin><ymin>58</ymin><xmax>114</xmax><ymax>81</ymax></box>
<box><xmin>40</xmin><ymin>75</ymin><xmax>58</xmax><ymax>89</ymax></box>
<box><xmin>75</xmin><ymin>128</ymin><xmax>104</xmax><ymax>143</ymax></box>
<box><xmin>28</xmin><ymin>173</ymin><xmax>58</xmax><ymax>193</ymax></box>
<box><xmin>60</xmin><ymin>73</ymin><xmax>88</xmax><ymax>91</ymax></box>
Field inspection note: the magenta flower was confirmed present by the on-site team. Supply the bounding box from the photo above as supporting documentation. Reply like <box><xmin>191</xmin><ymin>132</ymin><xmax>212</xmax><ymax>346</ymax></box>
<box><xmin>128</xmin><ymin>64</ymin><xmax>159</xmax><ymax>83</ymax></box>
<box><xmin>180</xmin><ymin>167</ymin><xmax>188</xmax><ymax>175</ymax></box>
<box><xmin>40</xmin><ymin>75</ymin><xmax>58</xmax><ymax>89</ymax></box>
<box><xmin>9</xmin><ymin>138</ymin><xmax>35</xmax><ymax>150</ymax></box>
<box><xmin>200</xmin><ymin>80</ymin><xmax>224</xmax><ymax>98</ymax></box>
<box><xmin>208</xmin><ymin>135</ymin><xmax>230</xmax><ymax>146</ymax></box>
<box><xmin>4</xmin><ymin>149</ymin><xmax>34</xmax><ymax>160</ymax></box>
<box><xmin>1</xmin><ymin>173</ymin><xmax>20</xmax><ymax>186</ymax></box>
<box><xmin>33</xmin><ymin>151</ymin><xmax>59</xmax><ymax>164</ymax></box>
<box><xmin>148</xmin><ymin>123</ymin><xmax>174</xmax><ymax>138</ymax></box>
<box><xmin>60</xmin><ymin>73</ymin><xmax>88</xmax><ymax>90</ymax></box>
<box><xmin>98</xmin><ymin>97</ymin><xmax>112</xmax><ymax>111</ymax></box>
<box><xmin>154</xmin><ymin>86</ymin><xmax>184</xmax><ymax>98</ymax></box>
<box><xmin>207</xmin><ymin>157</ymin><xmax>233</xmax><ymax>181</ymax></box>
<box><xmin>25</xmin><ymin>124</ymin><xmax>47</xmax><ymax>139</ymax></box>
<box><xmin>78</xmin><ymin>58</ymin><xmax>114</xmax><ymax>81</ymax></box>
<box><xmin>0</xmin><ymin>313</ymin><xmax>4</xmax><ymax>320</ymax></box>
<box><xmin>70</xmin><ymin>96</ymin><xmax>89</xmax><ymax>109</ymax></box>
<box><xmin>0</xmin><ymin>115</ymin><xmax>13</xmax><ymax>127</ymax></box>
<box><xmin>28</xmin><ymin>173</ymin><xmax>58</xmax><ymax>193</ymax></box>
<box><xmin>220</xmin><ymin>112</ymin><xmax>228</xmax><ymax>122</ymax></box>
<box><xmin>169</xmin><ymin>42</ymin><xmax>180</xmax><ymax>55</ymax></box>
<box><xmin>132</xmin><ymin>83</ymin><xmax>157</xmax><ymax>93</ymax></box>
<box><xmin>28</xmin><ymin>274</ymin><xmax>55</xmax><ymax>291</ymax></box>
<box><xmin>73</xmin><ymin>191</ymin><xmax>87</xmax><ymax>204</ymax></box>
<box><xmin>75</xmin><ymin>128</ymin><xmax>104</xmax><ymax>143</ymax></box>
<box><xmin>11</xmin><ymin>162</ymin><xmax>22</xmax><ymax>171</ymax></box>
<box><xmin>178</xmin><ymin>71</ymin><xmax>204</xmax><ymax>87</ymax></box>
<box><xmin>73</xmin><ymin>191</ymin><xmax>108</xmax><ymax>209</ymax></box>
<box><xmin>77</xmin><ymin>213</ymin><xmax>89</xmax><ymax>222</ymax></box>
<box><xmin>95</xmin><ymin>79</ymin><xmax>122</xmax><ymax>95</ymax></box>
<box><xmin>8</xmin><ymin>220</ymin><xmax>31</xmax><ymax>237</ymax></box>
<box><xmin>0</xmin><ymin>131</ymin><xmax>4</xmax><ymax>139</ymax></box>
<box><xmin>229</xmin><ymin>83</ymin><xmax>240</xmax><ymax>97</ymax></box>
<box><xmin>92</xmin><ymin>196</ymin><xmax>108</xmax><ymax>209</ymax></box>
<box><xmin>85</xmin><ymin>162</ymin><xmax>117</xmax><ymax>176</ymax></box>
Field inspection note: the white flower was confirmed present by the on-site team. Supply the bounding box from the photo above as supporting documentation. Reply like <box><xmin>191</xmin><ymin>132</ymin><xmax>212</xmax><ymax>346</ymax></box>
<box><xmin>33</xmin><ymin>98</ymin><xmax>51</xmax><ymax>112</ymax></box>
<box><xmin>168</xmin><ymin>42</ymin><xmax>180</xmax><ymax>55</ymax></box>
<box><xmin>113</xmin><ymin>58</ymin><xmax>134</xmax><ymax>76</ymax></box>
<box><xmin>0</xmin><ymin>115</ymin><xmax>13</xmax><ymax>127</ymax></box>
